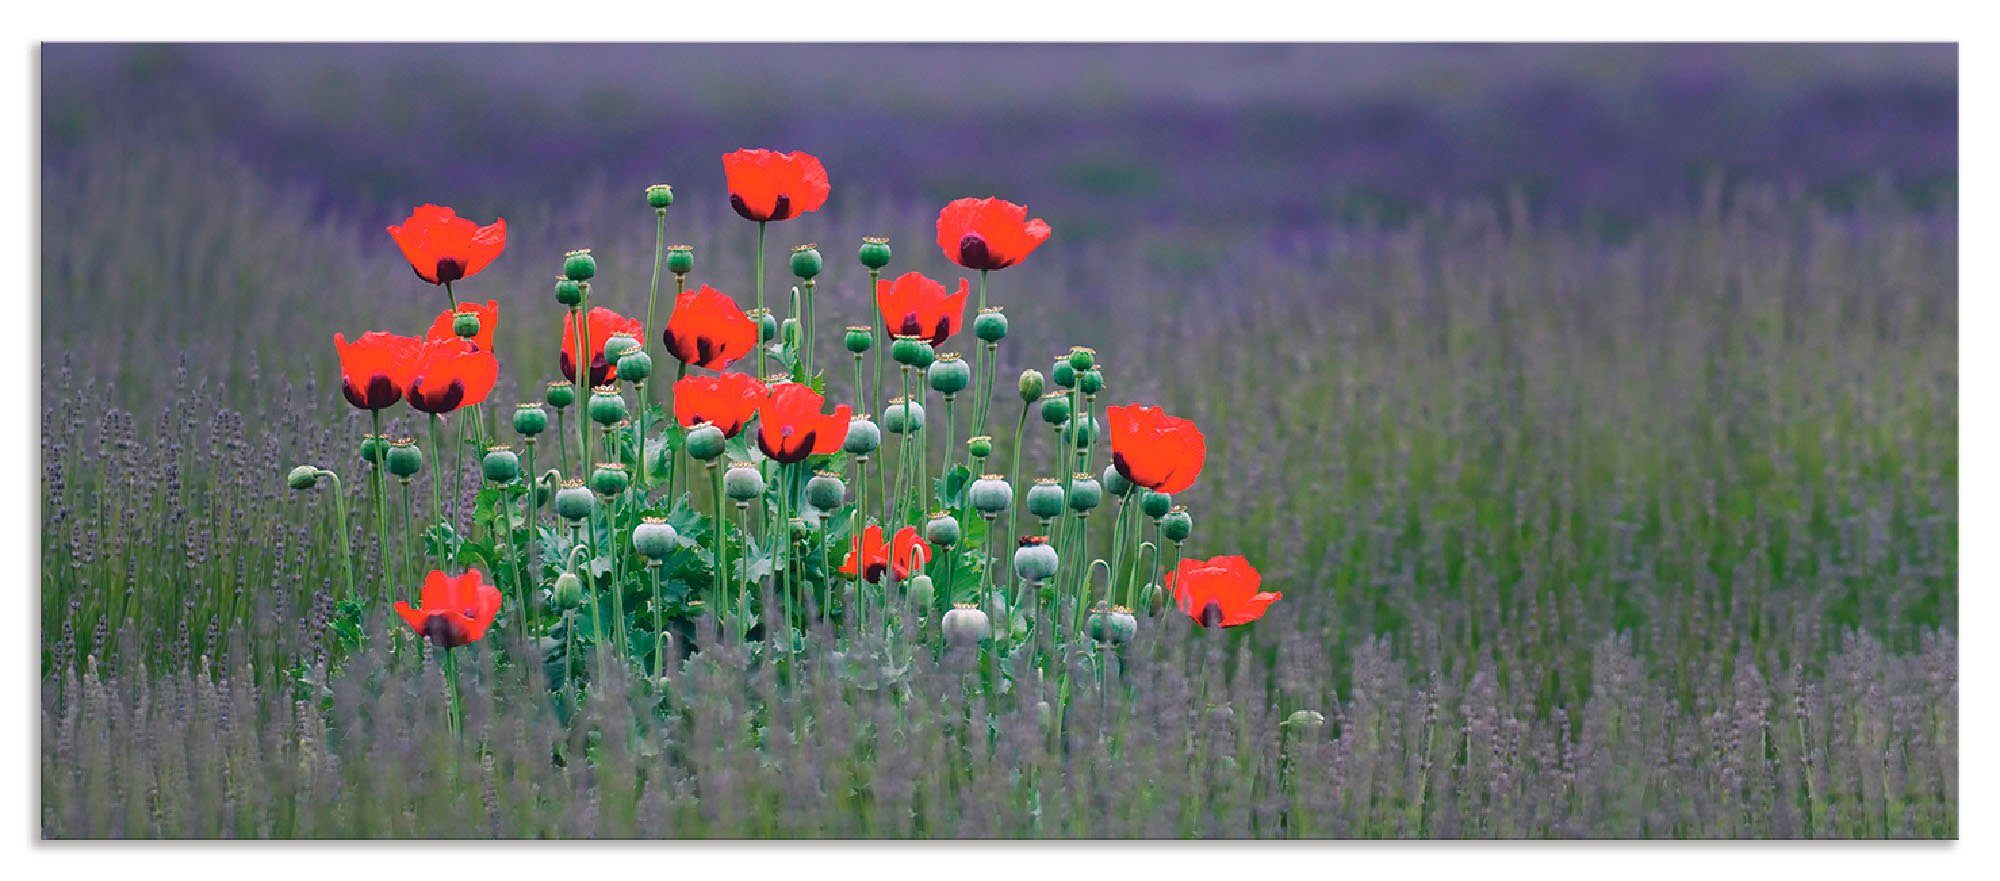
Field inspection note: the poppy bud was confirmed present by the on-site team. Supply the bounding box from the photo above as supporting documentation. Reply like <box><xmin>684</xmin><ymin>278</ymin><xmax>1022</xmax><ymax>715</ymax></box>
<box><xmin>1051</xmin><ymin>359</ymin><xmax>1076</xmax><ymax>389</ymax></box>
<box><xmin>748</xmin><ymin>308</ymin><xmax>778</xmax><ymax>342</ymax></box>
<box><xmin>780</xmin><ymin>317</ymin><xmax>803</xmax><ymax>351</ymax></box>
<box><xmin>1026</xmin><ymin>478</ymin><xmax>1064</xmax><ymax>519</ymax></box>
<box><xmin>974</xmin><ymin>307</ymin><xmax>1008</xmax><ymax>343</ymax></box>
<box><xmin>633</xmin><ymin>517</ymin><xmax>679</xmax><ymax>560</ymax></box>
<box><xmin>686</xmin><ymin>423</ymin><xmax>726</xmax><ymax>461</ymax></box>
<box><xmin>925</xmin><ymin>512</ymin><xmax>961</xmax><ymax>547</ymax></box>
<box><xmin>928</xmin><ymin>353</ymin><xmax>971</xmax><ymax>396</ymax></box>
<box><xmin>1284</xmin><ymin>709</ymin><xmax>1328</xmax><ymax>729</ymax></box>
<box><xmin>616</xmin><ymin>348</ymin><xmax>654</xmax><ymax>383</ymax></box>
<box><xmin>1068</xmin><ymin>346</ymin><xmax>1096</xmax><ymax>371</ymax></box>
<box><xmin>967</xmin><ymin>435</ymin><xmax>993</xmax><ymax>459</ymax></box>
<box><xmin>452</xmin><ymin>310</ymin><xmax>481</xmax><ymax>339</ymax></box>
<box><xmin>359</xmin><ymin>434</ymin><xmax>387</xmax><ymax>464</ymax></box>
<box><xmin>545</xmin><ymin>380</ymin><xmax>575</xmax><ymax>409</ymax></box>
<box><xmin>555</xmin><ymin>480</ymin><xmax>595</xmax><ymax>521</ymax></box>
<box><xmin>942</xmin><ymin>603</ymin><xmax>991</xmax><ymax>645</ymax></box>
<box><xmin>858</xmin><ymin>236</ymin><xmax>892</xmax><ymax>271</ymax></box>
<box><xmin>1077</xmin><ymin>368</ymin><xmax>1104</xmax><ymax>396</ymax></box>
<box><xmin>513</xmin><ymin>403</ymin><xmax>549</xmax><ymax>437</ymax></box>
<box><xmin>554</xmin><ymin>571</ymin><xmax>584</xmax><ymax>609</ymax></box>
<box><xmin>906</xmin><ymin>574</ymin><xmax>936</xmax><ymax>610</ymax></box>
<box><xmin>482</xmin><ymin>446</ymin><xmax>520</xmax><ymax>483</ymax></box>
<box><xmin>1160</xmin><ymin>506</ymin><xmax>1192</xmax><ymax>543</ymax></box>
<box><xmin>1087</xmin><ymin>605</ymin><xmax>1138</xmax><ymax>644</ymax></box>
<box><xmin>287</xmin><ymin>465</ymin><xmax>320</xmax><ymax>491</ymax></box>
<box><xmin>603</xmin><ymin>333</ymin><xmax>640</xmax><ymax>363</ymax></box>
<box><xmin>889</xmin><ymin>335</ymin><xmax>928</xmax><ymax>368</ymax></box>
<box><xmin>563</xmin><ymin>249</ymin><xmax>597</xmax><ymax>282</ymax></box>
<box><xmin>555</xmin><ymin>277</ymin><xmax>583</xmax><ymax>307</ymax></box>
<box><xmin>1101</xmin><ymin>465</ymin><xmax>1132</xmax><ymax>497</ymax></box>
<box><xmin>386</xmin><ymin>438</ymin><xmax>423</xmax><ymax>479</ymax></box>
<box><xmin>724</xmin><ymin>462</ymin><xmax>764</xmax><ymax>502</ymax></box>
<box><xmin>882</xmin><ymin>397</ymin><xmax>925</xmax><ymax>434</ymax></box>
<box><xmin>646</xmin><ymin>183</ymin><xmax>675</xmax><ymax>210</ymax></box>
<box><xmin>666</xmin><ymin>244</ymin><xmax>694</xmax><ymax>276</ymax></box>
<box><xmin>790</xmin><ymin>244</ymin><xmax>823</xmax><ymax>279</ymax></box>
<box><xmin>969</xmin><ymin>475</ymin><xmax>1011</xmax><ymax>516</ymax></box>
<box><xmin>1039</xmin><ymin>393</ymin><xmax>1071</xmax><ymax>426</ymax></box>
<box><xmin>588</xmin><ymin>386</ymin><xmax>628</xmax><ymax>427</ymax></box>
<box><xmin>590</xmin><ymin>462</ymin><xmax>630</xmax><ymax>497</ymax></box>
<box><xmin>1019</xmin><ymin>369</ymin><xmax>1044</xmax><ymax>402</ymax></box>
<box><xmin>1012</xmin><ymin>535</ymin><xmax>1059</xmax><ymax>583</ymax></box>
<box><xmin>1139</xmin><ymin>582</ymin><xmax>1166</xmax><ymax>616</ymax></box>
<box><xmin>1068</xmin><ymin>473</ymin><xmax>1102</xmax><ymax>512</ymax></box>
<box><xmin>842</xmin><ymin>416</ymin><xmax>881</xmax><ymax>456</ymax></box>
<box><xmin>806</xmin><ymin>471</ymin><xmax>846</xmax><ymax>510</ymax></box>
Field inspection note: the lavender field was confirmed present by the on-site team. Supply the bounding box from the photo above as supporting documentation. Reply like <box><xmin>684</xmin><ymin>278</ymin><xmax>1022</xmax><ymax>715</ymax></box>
<box><xmin>39</xmin><ymin>44</ymin><xmax>1957</xmax><ymax>838</ymax></box>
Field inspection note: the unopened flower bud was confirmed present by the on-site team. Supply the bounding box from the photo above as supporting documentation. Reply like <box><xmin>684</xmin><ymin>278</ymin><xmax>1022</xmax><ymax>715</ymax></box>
<box><xmin>969</xmin><ymin>475</ymin><xmax>1011</xmax><ymax>516</ymax></box>
<box><xmin>844</xmin><ymin>325</ymin><xmax>873</xmax><ymax>354</ymax></box>
<box><xmin>1140</xmin><ymin>581</ymin><xmax>1166</xmax><ymax>616</ymax></box>
<box><xmin>554</xmin><ymin>571</ymin><xmax>584</xmax><ymax>609</ymax></box>
<box><xmin>974</xmin><ymin>307</ymin><xmax>1008</xmax><ymax>343</ymax></box>
<box><xmin>790</xmin><ymin>244</ymin><xmax>823</xmax><ymax>279</ymax></box>
<box><xmin>666</xmin><ymin>244</ymin><xmax>694</xmax><ymax>276</ymax></box>
<box><xmin>562</xmin><ymin>249</ymin><xmax>597</xmax><ymax>282</ymax></box>
<box><xmin>942</xmin><ymin>604</ymin><xmax>991</xmax><ymax>645</ymax></box>
<box><xmin>1039</xmin><ymin>393</ymin><xmax>1071</xmax><ymax>426</ymax></box>
<box><xmin>858</xmin><ymin>236</ymin><xmax>892</xmax><ymax>270</ymax></box>
<box><xmin>686</xmin><ymin>423</ymin><xmax>726</xmax><ymax>461</ymax></box>
<box><xmin>513</xmin><ymin>403</ymin><xmax>549</xmax><ymax>436</ymax></box>
<box><xmin>482</xmin><ymin>446</ymin><xmax>520</xmax><ymax>483</ymax></box>
<box><xmin>1018</xmin><ymin>369</ymin><xmax>1044</xmax><ymax>402</ymax></box>
<box><xmin>646</xmin><ymin>183</ymin><xmax>675</xmax><ymax>210</ymax></box>
<box><xmin>806</xmin><ymin>471</ymin><xmax>846</xmax><ymax>510</ymax></box>
<box><xmin>616</xmin><ymin>347</ymin><xmax>654</xmax><ymax>383</ymax></box>
<box><xmin>1012</xmin><ymin>535</ymin><xmax>1059</xmax><ymax>583</ymax></box>
<box><xmin>724</xmin><ymin>463</ymin><xmax>764</xmax><ymax>502</ymax></box>
<box><xmin>555</xmin><ymin>277</ymin><xmax>583</xmax><ymax>307</ymax></box>
<box><xmin>386</xmin><ymin>439</ymin><xmax>423</xmax><ymax>479</ymax></box>
<box><xmin>1160</xmin><ymin>506</ymin><xmax>1192</xmax><ymax>543</ymax></box>
<box><xmin>588</xmin><ymin>386</ymin><xmax>627</xmax><ymax>427</ymax></box>
<box><xmin>928</xmin><ymin>353</ymin><xmax>971</xmax><ymax>396</ymax></box>
<box><xmin>882</xmin><ymin>397</ymin><xmax>926</xmax><ymax>434</ymax></box>
<box><xmin>1026</xmin><ymin>478</ymin><xmax>1064</xmax><ymax>519</ymax></box>
<box><xmin>906</xmin><ymin>573</ymin><xmax>935</xmax><ymax>611</ymax></box>
<box><xmin>287</xmin><ymin>465</ymin><xmax>320</xmax><ymax>491</ymax></box>
<box><xmin>555</xmin><ymin>480</ymin><xmax>595</xmax><ymax>520</ymax></box>
<box><xmin>590</xmin><ymin>462</ymin><xmax>630</xmax><ymax>497</ymax></box>
<box><xmin>633</xmin><ymin>517</ymin><xmax>679</xmax><ymax>560</ymax></box>
<box><xmin>925</xmin><ymin>513</ymin><xmax>961</xmax><ymax>547</ymax></box>
<box><xmin>1068</xmin><ymin>474</ymin><xmax>1102</xmax><ymax>512</ymax></box>
<box><xmin>967</xmin><ymin>435</ymin><xmax>993</xmax><ymax>459</ymax></box>
<box><xmin>842</xmin><ymin>416</ymin><xmax>881</xmax><ymax>455</ymax></box>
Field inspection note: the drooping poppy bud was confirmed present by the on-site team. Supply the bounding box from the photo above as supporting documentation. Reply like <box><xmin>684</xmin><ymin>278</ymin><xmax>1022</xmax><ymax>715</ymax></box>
<box><xmin>906</xmin><ymin>574</ymin><xmax>935</xmax><ymax>610</ymax></box>
<box><xmin>722</xmin><ymin>149</ymin><xmax>830</xmax><ymax>223</ymax></box>
<box><xmin>553</xmin><ymin>572</ymin><xmax>584</xmax><ymax>609</ymax></box>
<box><xmin>388</xmin><ymin>204</ymin><xmax>506</xmax><ymax>286</ymax></box>
<box><xmin>287</xmin><ymin>465</ymin><xmax>320</xmax><ymax>491</ymax></box>
<box><xmin>1019</xmin><ymin>369</ymin><xmax>1045</xmax><ymax>402</ymax></box>
<box><xmin>936</xmin><ymin>197</ymin><xmax>1051</xmax><ymax>272</ymax></box>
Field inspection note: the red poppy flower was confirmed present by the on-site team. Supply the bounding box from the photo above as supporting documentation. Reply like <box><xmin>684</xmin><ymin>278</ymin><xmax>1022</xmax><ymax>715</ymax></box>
<box><xmin>755</xmin><ymin>383</ymin><xmax>851</xmax><ymax>464</ymax></box>
<box><xmin>672</xmin><ymin>372</ymin><xmax>764</xmax><ymax>438</ymax></box>
<box><xmin>875</xmin><ymin>271</ymin><xmax>970</xmax><ymax>348</ymax></box>
<box><xmin>333</xmin><ymin>331</ymin><xmax>422</xmax><ymax>411</ymax></box>
<box><xmin>560</xmin><ymin>306</ymin><xmax>645</xmax><ymax>386</ymax></box>
<box><xmin>395</xmin><ymin>569</ymin><xmax>504</xmax><ymax>647</ymax></box>
<box><xmin>936</xmin><ymin>197</ymin><xmax>1051</xmax><ymax>271</ymax></box>
<box><xmin>407</xmin><ymin>338</ymin><xmax>500</xmax><ymax>415</ymax></box>
<box><xmin>1106</xmin><ymin>404</ymin><xmax>1207</xmax><ymax>495</ymax></box>
<box><xmin>662</xmin><ymin>285</ymin><xmax>757</xmax><ymax>370</ymax></box>
<box><xmin>722</xmin><ymin>149</ymin><xmax>830</xmax><ymax>222</ymax></box>
<box><xmin>426</xmin><ymin>299</ymin><xmax>499</xmax><ymax>352</ymax></box>
<box><xmin>1167</xmin><ymin>555</ymin><xmax>1280</xmax><ymax>628</ymax></box>
<box><xmin>387</xmin><ymin>204</ymin><xmax>507</xmax><ymax>285</ymax></box>
<box><xmin>840</xmin><ymin>524</ymin><xmax>933</xmax><ymax>584</ymax></box>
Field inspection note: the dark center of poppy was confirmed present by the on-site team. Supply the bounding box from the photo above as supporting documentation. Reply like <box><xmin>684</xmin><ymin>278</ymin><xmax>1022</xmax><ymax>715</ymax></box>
<box><xmin>1199</xmin><ymin>600</ymin><xmax>1226</xmax><ymax>628</ymax></box>
<box><xmin>344</xmin><ymin>374</ymin><xmax>401</xmax><ymax>411</ymax></box>
<box><xmin>957</xmin><ymin>233</ymin><xmax>996</xmax><ymax>270</ymax></box>
<box><xmin>433</xmin><ymin>257</ymin><xmax>467</xmax><ymax>285</ymax></box>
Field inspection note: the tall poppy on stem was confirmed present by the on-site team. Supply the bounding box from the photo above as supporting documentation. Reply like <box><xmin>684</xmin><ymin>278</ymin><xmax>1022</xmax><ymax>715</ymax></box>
<box><xmin>333</xmin><ymin>331</ymin><xmax>422</xmax><ymax>411</ymax></box>
<box><xmin>1106</xmin><ymin>404</ymin><xmax>1207</xmax><ymax>495</ymax></box>
<box><xmin>876</xmin><ymin>271</ymin><xmax>970</xmax><ymax>349</ymax></box>
<box><xmin>756</xmin><ymin>383</ymin><xmax>851</xmax><ymax>464</ymax></box>
<box><xmin>426</xmin><ymin>299</ymin><xmax>499</xmax><ymax>352</ymax></box>
<box><xmin>840</xmin><ymin>524</ymin><xmax>932</xmax><ymax>584</ymax></box>
<box><xmin>1166</xmin><ymin>555</ymin><xmax>1280</xmax><ymax>628</ymax></box>
<box><xmin>673</xmin><ymin>372</ymin><xmax>764</xmax><ymax>438</ymax></box>
<box><xmin>387</xmin><ymin>205</ymin><xmax>507</xmax><ymax>303</ymax></box>
<box><xmin>561</xmin><ymin>307</ymin><xmax>644</xmax><ymax>386</ymax></box>
<box><xmin>722</xmin><ymin>149</ymin><xmax>830</xmax><ymax>223</ymax></box>
<box><xmin>395</xmin><ymin>569</ymin><xmax>504</xmax><ymax>647</ymax></box>
<box><xmin>936</xmin><ymin>197</ymin><xmax>1050</xmax><ymax>272</ymax></box>
<box><xmin>662</xmin><ymin>285</ymin><xmax>757</xmax><ymax>370</ymax></box>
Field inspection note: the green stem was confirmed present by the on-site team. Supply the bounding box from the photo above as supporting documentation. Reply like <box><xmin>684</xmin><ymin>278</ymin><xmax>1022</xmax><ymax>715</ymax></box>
<box><xmin>1003</xmin><ymin>403</ymin><xmax>1029</xmax><ymax>583</ymax></box>
<box><xmin>370</xmin><ymin>410</ymin><xmax>392</xmax><ymax>600</ymax></box>
<box><xmin>754</xmin><ymin>221</ymin><xmax>768</xmax><ymax>381</ymax></box>
<box><xmin>317</xmin><ymin>470</ymin><xmax>356</xmax><ymax>605</ymax></box>
<box><xmin>441</xmin><ymin>645</ymin><xmax>463</xmax><ymax>736</ymax></box>
<box><xmin>427</xmin><ymin>415</ymin><xmax>445</xmax><ymax>545</ymax></box>
<box><xmin>522</xmin><ymin>440</ymin><xmax>539</xmax><ymax>635</ymax></box>
<box><xmin>399</xmin><ymin>480</ymin><xmax>417</xmax><ymax>600</ymax></box>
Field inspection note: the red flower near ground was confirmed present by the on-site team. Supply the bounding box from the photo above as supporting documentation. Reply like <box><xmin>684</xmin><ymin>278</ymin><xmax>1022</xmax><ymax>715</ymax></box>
<box><xmin>333</xmin><ymin>331</ymin><xmax>422</xmax><ymax>411</ymax></box>
<box><xmin>875</xmin><ymin>271</ymin><xmax>970</xmax><ymax>348</ymax></box>
<box><xmin>755</xmin><ymin>383</ymin><xmax>851</xmax><ymax>464</ymax></box>
<box><xmin>1166</xmin><ymin>555</ymin><xmax>1280</xmax><ymax>628</ymax></box>
<box><xmin>561</xmin><ymin>306</ymin><xmax>645</xmax><ymax>386</ymax></box>
<box><xmin>662</xmin><ymin>285</ymin><xmax>757</xmax><ymax>370</ymax></box>
<box><xmin>426</xmin><ymin>299</ymin><xmax>499</xmax><ymax>352</ymax></box>
<box><xmin>407</xmin><ymin>338</ymin><xmax>500</xmax><ymax>415</ymax></box>
<box><xmin>395</xmin><ymin>569</ymin><xmax>504</xmax><ymax>647</ymax></box>
<box><xmin>387</xmin><ymin>204</ymin><xmax>507</xmax><ymax>285</ymax></box>
<box><xmin>936</xmin><ymin>197</ymin><xmax>1051</xmax><ymax>271</ymax></box>
<box><xmin>840</xmin><ymin>524</ymin><xmax>932</xmax><ymax>583</ymax></box>
<box><xmin>672</xmin><ymin>372</ymin><xmax>764</xmax><ymax>438</ymax></box>
<box><xmin>1106</xmin><ymin>404</ymin><xmax>1207</xmax><ymax>495</ymax></box>
<box><xmin>722</xmin><ymin>149</ymin><xmax>830</xmax><ymax>222</ymax></box>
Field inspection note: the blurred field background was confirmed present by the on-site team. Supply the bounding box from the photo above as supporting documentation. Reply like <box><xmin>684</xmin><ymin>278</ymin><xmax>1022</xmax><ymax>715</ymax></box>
<box><xmin>39</xmin><ymin>43</ymin><xmax>1957</xmax><ymax>837</ymax></box>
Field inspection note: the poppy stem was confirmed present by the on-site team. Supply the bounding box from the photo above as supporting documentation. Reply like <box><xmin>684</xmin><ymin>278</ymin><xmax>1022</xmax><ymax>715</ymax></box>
<box><xmin>522</xmin><ymin>440</ymin><xmax>539</xmax><ymax>635</ymax></box>
<box><xmin>370</xmin><ymin>411</ymin><xmax>393</xmax><ymax>599</ymax></box>
<box><xmin>635</xmin><ymin>380</ymin><xmax>648</xmax><ymax>492</ymax></box>
<box><xmin>667</xmin><ymin>363</ymin><xmax>688</xmax><ymax>504</ymax></box>
<box><xmin>400</xmin><ymin>479</ymin><xmax>417</xmax><ymax>601</ymax></box>
<box><xmin>572</xmin><ymin>298</ymin><xmax>593</xmax><ymax>489</ymax></box>
<box><xmin>650</xmin><ymin>561</ymin><xmax>664</xmax><ymax>679</ymax></box>
<box><xmin>315</xmin><ymin>469</ymin><xmax>357</xmax><ymax>606</ymax></box>
<box><xmin>427</xmin><ymin>414</ymin><xmax>445</xmax><ymax>554</ymax></box>
<box><xmin>441</xmin><ymin>644</ymin><xmax>463</xmax><ymax>737</ymax></box>
<box><xmin>708</xmin><ymin>459</ymin><xmax>725</xmax><ymax>631</ymax></box>
<box><xmin>645</xmin><ymin>209</ymin><xmax>666</xmax><ymax>369</ymax></box>
<box><xmin>754</xmin><ymin>221</ymin><xmax>767</xmax><ymax>382</ymax></box>
<box><xmin>1003</xmin><ymin>403</ymin><xmax>1029</xmax><ymax>585</ymax></box>
<box><xmin>443</xmin><ymin>280</ymin><xmax>458</xmax><ymax>312</ymax></box>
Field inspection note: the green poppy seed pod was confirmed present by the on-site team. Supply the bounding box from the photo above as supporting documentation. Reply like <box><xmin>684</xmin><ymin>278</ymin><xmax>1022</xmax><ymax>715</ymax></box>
<box><xmin>554</xmin><ymin>571</ymin><xmax>584</xmax><ymax>609</ymax></box>
<box><xmin>882</xmin><ymin>398</ymin><xmax>926</xmax><ymax>434</ymax></box>
<box><xmin>843</xmin><ymin>325</ymin><xmax>873</xmax><ymax>354</ymax></box>
<box><xmin>555</xmin><ymin>480</ymin><xmax>595</xmax><ymax>521</ymax></box>
<box><xmin>889</xmin><ymin>335</ymin><xmax>928</xmax><ymax>367</ymax></box>
<box><xmin>646</xmin><ymin>183</ymin><xmax>675</xmax><ymax>210</ymax></box>
<box><xmin>942</xmin><ymin>604</ymin><xmax>991</xmax><ymax>646</ymax></box>
<box><xmin>555</xmin><ymin>277</ymin><xmax>583</xmax><ymax>307</ymax></box>
<box><xmin>1142</xmin><ymin>491</ymin><xmax>1173</xmax><ymax>519</ymax></box>
<box><xmin>1160</xmin><ymin>506</ymin><xmax>1192</xmax><ymax>543</ymax></box>
<box><xmin>1101</xmin><ymin>465</ymin><xmax>1132</xmax><ymax>497</ymax></box>
<box><xmin>563</xmin><ymin>249</ymin><xmax>597</xmax><ymax>282</ymax></box>
<box><xmin>587</xmin><ymin>386</ymin><xmax>628</xmax><ymax>427</ymax></box>
<box><xmin>968</xmin><ymin>475</ymin><xmax>1011</xmax><ymax>516</ymax></box>
<box><xmin>1026</xmin><ymin>478</ymin><xmax>1065</xmax><ymax>519</ymax></box>
<box><xmin>924</xmin><ymin>513</ymin><xmax>960</xmax><ymax>547</ymax></box>
<box><xmin>452</xmin><ymin>310</ymin><xmax>481</xmax><ymax>339</ymax></box>
<box><xmin>1051</xmin><ymin>359</ymin><xmax>1076</xmax><ymax>389</ymax></box>
<box><xmin>858</xmin><ymin>236</ymin><xmax>892</xmax><ymax>270</ymax></box>
<box><xmin>967</xmin><ymin>435</ymin><xmax>993</xmax><ymax>459</ymax></box>
<box><xmin>602</xmin><ymin>334</ymin><xmax>640</xmax><ymax>363</ymax></box>
<box><xmin>1012</xmin><ymin>536</ymin><xmax>1060</xmax><ymax>583</ymax></box>
<box><xmin>616</xmin><ymin>348</ymin><xmax>654</xmax><ymax>383</ymax></box>
<box><xmin>842</xmin><ymin>416</ymin><xmax>881</xmax><ymax>456</ymax></box>
<box><xmin>589</xmin><ymin>462</ymin><xmax>630</xmax><ymax>497</ymax></box>
<box><xmin>1087</xmin><ymin>605</ymin><xmax>1139</xmax><ymax>644</ymax></box>
<box><xmin>748</xmin><ymin>308</ymin><xmax>778</xmax><ymax>342</ymax></box>
<box><xmin>359</xmin><ymin>434</ymin><xmax>387</xmax><ymax>464</ymax></box>
<box><xmin>974</xmin><ymin>307</ymin><xmax>1009</xmax><ymax>343</ymax></box>
<box><xmin>686</xmin><ymin>423</ymin><xmax>726</xmax><ymax>462</ymax></box>
<box><xmin>513</xmin><ymin>403</ymin><xmax>549</xmax><ymax>437</ymax></box>
<box><xmin>482</xmin><ymin>447</ymin><xmax>521</xmax><ymax>483</ymax></box>
<box><xmin>790</xmin><ymin>244</ymin><xmax>823</xmax><ymax>279</ymax></box>
<box><xmin>1039</xmin><ymin>393</ymin><xmax>1071</xmax><ymax>426</ymax></box>
<box><xmin>910</xmin><ymin>345</ymin><xmax>936</xmax><ymax>370</ymax></box>
<box><xmin>805</xmin><ymin>471</ymin><xmax>846</xmax><ymax>510</ymax></box>
<box><xmin>1077</xmin><ymin>368</ymin><xmax>1104</xmax><ymax>396</ymax></box>
<box><xmin>386</xmin><ymin>439</ymin><xmax>423</xmax><ymax>479</ymax></box>
<box><xmin>666</xmin><ymin>244</ymin><xmax>694</xmax><ymax>276</ymax></box>
<box><xmin>633</xmin><ymin>517</ymin><xmax>679</xmax><ymax>560</ymax></box>
<box><xmin>1065</xmin><ymin>415</ymin><xmax>1100</xmax><ymax>449</ymax></box>
<box><xmin>1068</xmin><ymin>346</ymin><xmax>1096</xmax><ymax>371</ymax></box>
<box><xmin>928</xmin><ymin>354</ymin><xmax>971</xmax><ymax>396</ymax></box>
<box><xmin>545</xmin><ymin>380</ymin><xmax>575</xmax><ymax>409</ymax></box>
<box><xmin>723</xmin><ymin>463</ymin><xmax>764</xmax><ymax>502</ymax></box>
<box><xmin>1018</xmin><ymin>369</ymin><xmax>1044</xmax><ymax>402</ymax></box>
<box><xmin>286</xmin><ymin>465</ymin><xmax>320</xmax><ymax>491</ymax></box>
<box><xmin>1068</xmin><ymin>474</ymin><xmax>1102</xmax><ymax>512</ymax></box>
<box><xmin>905</xmin><ymin>573</ymin><xmax>935</xmax><ymax>611</ymax></box>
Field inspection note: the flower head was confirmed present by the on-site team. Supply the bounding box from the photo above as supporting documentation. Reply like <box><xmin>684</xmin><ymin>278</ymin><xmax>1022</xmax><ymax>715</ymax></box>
<box><xmin>722</xmin><ymin>149</ymin><xmax>830</xmax><ymax>222</ymax></box>
<box><xmin>561</xmin><ymin>306</ymin><xmax>644</xmax><ymax>386</ymax></box>
<box><xmin>1167</xmin><ymin>555</ymin><xmax>1279</xmax><ymax>628</ymax></box>
<box><xmin>936</xmin><ymin>197</ymin><xmax>1050</xmax><ymax>271</ymax></box>
<box><xmin>426</xmin><ymin>299</ymin><xmax>499</xmax><ymax>352</ymax></box>
<box><xmin>840</xmin><ymin>524</ymin><xmax>932</xmax><ymax>584</ymax></box>
<box><xmin>333</xmin><ymin>331</ymin><xmax>422</xmax><ymax>411</ymax></box>
<box><xmin>755</xmin><ymin>383</ymin><xmax>851</xmax><ymax>464</ymax></box>
<box><xmin>672</xmin><ymin>372</ymin><xmax>764</xmax><ymax>438</ymax></box>
<box><xmin>1106</xmin><ymin>404</ymin><xmax>1206</xmax><ymax>495</ymax></box>
<box><xmin>876</xmin><ymin>271</ymin><xmax>970</xmax><ymax>349</ymax></box>
<box><xmin>407</xmin><ymin>338</ymin><xmax>500</xmax><ymax>414</ymax></box>
<box><xmin>662</xmin><ymin>284</ymin><xmax>757</xmax><ymax>370</ymax></box>
<box><xmin>394</xmin><ymin>569</ymin><xmax>504</xmax><ymax>646</ymax></box>
<box><xmin>387</xmin><ymin>204</ymin><xmax>507</xmax><ymax>285</ymax></box>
